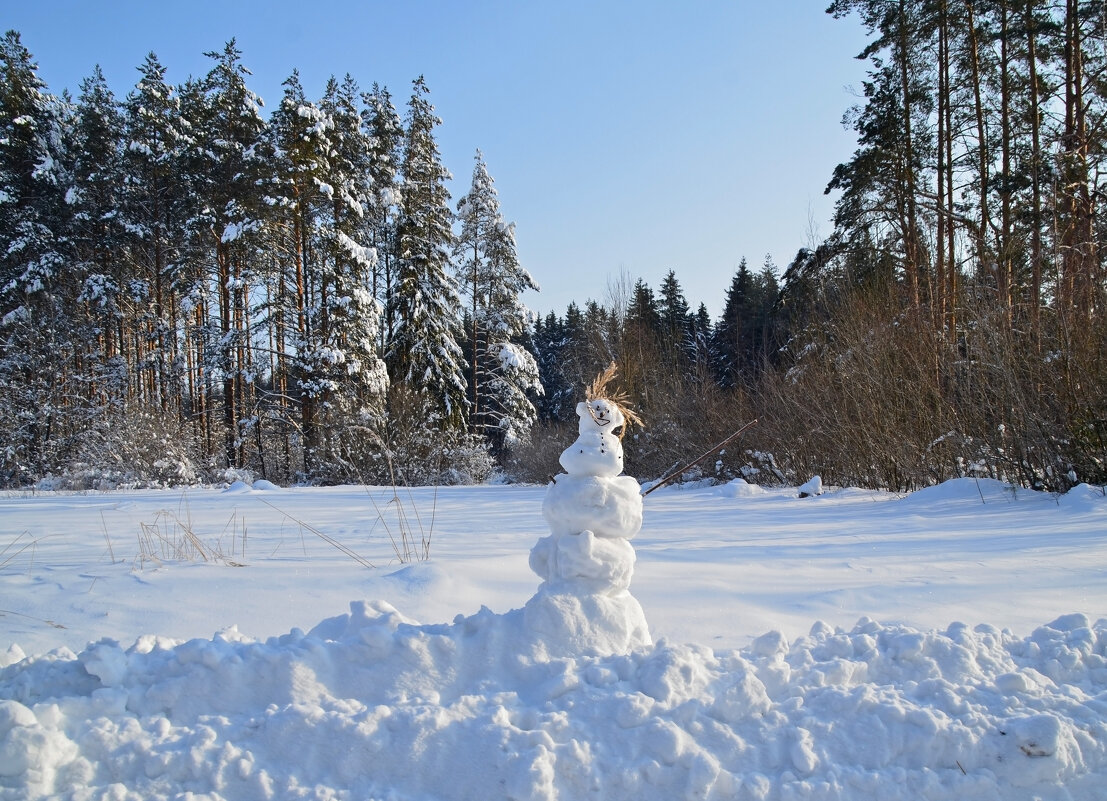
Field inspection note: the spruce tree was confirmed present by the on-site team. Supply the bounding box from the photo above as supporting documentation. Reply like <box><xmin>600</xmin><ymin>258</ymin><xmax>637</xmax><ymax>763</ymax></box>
<box><xmin>621</xmin><ymin>279</ymin><xmax>662</xmax><ymax>399</ymax></box>
<box><xmin>751</xmin><ymin>256</ymin><xmax>781</xmax><ymax>371</ymax></box>
<box><xmin>657</xmin><ymin>268</ymin><xmax>694</xmax><ymax>366</ymax></box>
<box><xmin>0</xmin><ymin>30</ymin><xmax>72</xmax><ymax>484</ymax></box>
<box><xmin>389</xmin><ymin>76</ymin><xmax>467</xmax><ymax>430</ymax></box>
<box><xmin>657</xmin><ymin>270</ymin><xmax>691</xmax><ymax>339</ymax></box>
<box><xmin>713</xmin><ymin>259</ymin><xmax>754</xmax><ymax>388</ymax></box>
<box><xmin>689</xmin><ymin>302</ymin><xmax>715</xmax><ymax>378</ymax></box>
<box><xmin>531</xmin><ymin>310</ymin><xmax>569</xmax><ymax>422</ymax></box>
<box><xmin>362</xmin><ymin>83</ymin><xmax>403</xmax><ymax>347</ymax></box>
<box><xmin>455</xmin><ymin>150</ymin><xmax>541</xmax><ymax>451</ymax></box>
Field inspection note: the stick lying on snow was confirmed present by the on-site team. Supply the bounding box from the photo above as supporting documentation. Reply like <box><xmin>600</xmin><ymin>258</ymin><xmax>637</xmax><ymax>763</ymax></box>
<box><xmin>641</xmin><ymin>419</ymin><xmax>759</xmax><ymax>497</ymax></box>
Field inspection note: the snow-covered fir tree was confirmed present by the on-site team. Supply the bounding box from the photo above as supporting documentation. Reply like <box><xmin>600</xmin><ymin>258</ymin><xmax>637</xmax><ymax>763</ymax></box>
<box><xmin>186</xmin><ymin>40</ymin><xmax>270</xmax><ymax>468</ymax></box>
<box><xmin>315</xmin><ymin>75</ymin><xmax>388</xmax><ymax>479</ymax></box>
<box><xmin>657</xmin><ymin>269</ymin><xmax>693</xmax><ymax>361</ymax></box>
<box><xmin>361</xmin><ymin>82</ymin><xmax>403</xmax><ymax>350</ymax></box>
<box><xmin>455</xmin><ymin>150</ymin><xmax>542</xmax><ymax>451</ymax></box>
<box><xmin>0</xmin><ymin>31</ymin><xmax>72</xmax><ymax>484</ymax></box>
<box><xmin>64</xmin><ymin>64</ymin><xmax>131</xmax><ymax>463</ymax></box>
<box><xmin>389</xmin><ymin>76</ymin><xmax>467</xmax><ymax>431</ymax></box>
<box><xmin>69</xmin><ymin>66</ymin><xmax>127</xmax><ymax>386</ymax></box>
<box><xmin>119</xmin><ymin>52</ymin><xmax>194</xmax><ymax>421</ymax></box>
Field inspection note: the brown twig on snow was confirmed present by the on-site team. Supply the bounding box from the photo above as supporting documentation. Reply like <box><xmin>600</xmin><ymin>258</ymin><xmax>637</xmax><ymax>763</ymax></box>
<box><xmin>641</xmin><ymin>419</ymin><xmax>760</xmax><ymax>497</ymax></box>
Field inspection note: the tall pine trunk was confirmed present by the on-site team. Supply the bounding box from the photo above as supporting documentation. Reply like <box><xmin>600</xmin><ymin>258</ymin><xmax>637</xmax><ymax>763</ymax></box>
<box><xmin>1025</xmin><ymin>0</ymin><xmax>1044</xmax><ymax>337</ymax></box>
<box><xmin>896</xmin><ymin>0</ymin><xmax>921</xmax><ymax>309</ymax></box>
<box><xmin>1060</xmin><ymin>0</ymin><xmax>1097</xmax><ymax>321</ymax></box>
<box><xmin>218</xmin><ymin>239</ymin><xmax>236</xmax><ymax>468</ymax></box>
<box><xmin>966</xmin><ymin>0</ymin><xmax>992</xmax><ymax>286</ymax></box>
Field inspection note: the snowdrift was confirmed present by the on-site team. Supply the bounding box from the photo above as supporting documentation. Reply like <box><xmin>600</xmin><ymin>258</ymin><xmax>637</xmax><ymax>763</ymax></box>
<box><xmin>2</xmin><ymin>602</ymin><xmax>1105</xmax><ymax>800</ymax></box>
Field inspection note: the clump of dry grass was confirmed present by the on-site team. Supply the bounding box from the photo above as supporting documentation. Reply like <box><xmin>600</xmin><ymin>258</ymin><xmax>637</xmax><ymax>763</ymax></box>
<box><xmin>134</xmin><ymin>496</ymin><xmax>247</xmax><ymax>568</ymax></box>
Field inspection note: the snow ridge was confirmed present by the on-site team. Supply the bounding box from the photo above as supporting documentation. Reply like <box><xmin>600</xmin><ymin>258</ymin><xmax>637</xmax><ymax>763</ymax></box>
<box><xmin>2</xmin><ymin>604</ymin><xmax>1105</xmax><ymax>800</ymax></box>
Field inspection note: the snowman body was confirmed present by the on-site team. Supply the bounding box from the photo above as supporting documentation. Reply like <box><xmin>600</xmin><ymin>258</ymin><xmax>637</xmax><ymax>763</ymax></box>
<box><xmin>525</xmin><ymin>398</ymin><xmax>650</xmax><ymax>655</ymax></box>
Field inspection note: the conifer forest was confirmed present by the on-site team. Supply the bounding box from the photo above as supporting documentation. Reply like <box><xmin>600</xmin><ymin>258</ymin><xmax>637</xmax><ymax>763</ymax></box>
<box><xmin>2</xmin><ymin>0</ymin><xmax>1106</xmax><ymax>492</ymax></box>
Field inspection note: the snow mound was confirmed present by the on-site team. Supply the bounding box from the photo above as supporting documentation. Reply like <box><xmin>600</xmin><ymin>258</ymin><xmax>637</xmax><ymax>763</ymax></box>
<box><xmin>718</xmin><ymin>478</ymin><xmax>768</xmax><ymax>498</ymax></box>
<box><xmin>898</xmin><ymin>477</ymin><xmax>1025</xmax><ymax>507</ymax></box>
<box><xmin>1059</xmin><ymin>483</ymin><xmax>1107</xmax><ymax>511</ymax></box>
<box><xmin>2</xmin><ymin>606</ymin><xmax>1105</xmax><ymax>800</ymax></box>
<box><xmin>798</xmin><ymin>475</ymin><xmax>824</xmax><ymax>497</ymax></box>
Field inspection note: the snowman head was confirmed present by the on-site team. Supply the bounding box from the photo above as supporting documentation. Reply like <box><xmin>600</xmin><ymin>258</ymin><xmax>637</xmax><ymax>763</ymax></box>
<box><xmin>580</xmin><ymin>362</ymin><xmax>641</xmax><ymax>437</ymax></box>
<box><xmin>576</xmin><ymin>398</ymin><xmax>626</xmax><ymax>436</ymax></box>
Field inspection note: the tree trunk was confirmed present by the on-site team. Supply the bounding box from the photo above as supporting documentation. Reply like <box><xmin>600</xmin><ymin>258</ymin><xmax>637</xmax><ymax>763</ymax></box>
<box><xmin>1025</xmin><ymin>0</ymin><xmax>1043</xmax><ymax>337</ymax></box>
<box><xmin>1061</xmin><ymin>0</ymin><xmax>1097</xmax><ymax>320</ymax></box>
<box><xmin>936</xmin><ymin>0</ymin><xmax>949</xmax><ymax>332</ymax></box>
<box><xmin>966</xmin><ymin>0</ymin><xmax>992</xmax><ymax>284</ymax></box>
<box><xmin>998</xmin><ymin>0</ymin><xmax>1013</xmax><ymax>318</ymax></box>
<box><xmin>218</xmin><ymin>239</ymin><xmax>236</xmax><ymax>468</ymax></box>
<box><xmin>471</xmin><ymin>241</ymin><xmax>480</xmax><ymax>436</ymax></box>
<box><xmin>897</xmin><ymin>0</ymin><xmax>921</xmax><ymax>309</ymax></box>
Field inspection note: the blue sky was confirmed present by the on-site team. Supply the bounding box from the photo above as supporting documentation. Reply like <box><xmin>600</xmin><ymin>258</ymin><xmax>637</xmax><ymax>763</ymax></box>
<box><xmin>7</xmin><ymin>1</ymin><xmax>869</xmax><ymax>318</ymax></box>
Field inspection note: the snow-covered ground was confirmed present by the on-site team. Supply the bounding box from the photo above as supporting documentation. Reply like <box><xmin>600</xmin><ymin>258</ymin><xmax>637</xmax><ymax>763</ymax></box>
<box><xmin>2</xmin><ymin>477</ymin><xmax>1106</xmax><ymax>799</ymax></box>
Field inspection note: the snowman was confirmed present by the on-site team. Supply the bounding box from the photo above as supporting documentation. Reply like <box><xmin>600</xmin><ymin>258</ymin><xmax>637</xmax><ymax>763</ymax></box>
<box><xmin>524</xmin><ymin>364</ymin><xmax>651</xmax><ymax>656</ymax></box>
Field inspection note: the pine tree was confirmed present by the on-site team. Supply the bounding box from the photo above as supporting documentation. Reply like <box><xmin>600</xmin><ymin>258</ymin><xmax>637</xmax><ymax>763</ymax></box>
<box><xmin>265</xmin><ymin>70</ymin><xmax>337</xmax><ymax>476</ymax></box>
<box><xmin>0</xmin><ymin>30</ymin><xmax>72</xmax><ymax>484</ymax></box>
<box><xmin>69</xmin><ymin>66</ymin><xmax>127</xmax><ymax>408</ymax></box>
<box><xmin>120</xmin><ymin>51</ymin><xmax>197</xmax><ymax>441</ymax></box>
<box><xmin>455</xmin><ymin>150</ymin><xmax>541</xmax><ymax>451</ymax></box>
<box><xmin>186</xmin><ymin>40</ymin><xmax>269</xmax><ymax>468</ymax></box>
<box><xmin>826</xmin><ymin>0</ymin><xmax>929</xmax><ymax>308</ymax></box>
<box><xmin>389</xmin><ymin>76</ymin><xmax>467</xmax><ymax>430</ymax></box>
<box><xmin>362</xmin><ymin>83</ymin><xmax>403</xmax><ymax>348</ymax></box>
<box><xmin>315</xmin><ymin>75</ymin><xmax>388</xmax><ymax>477</ymax></box>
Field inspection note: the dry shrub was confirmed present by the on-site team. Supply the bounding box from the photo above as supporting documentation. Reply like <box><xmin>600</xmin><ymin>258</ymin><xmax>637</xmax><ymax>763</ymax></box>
<box><xmin>499</xmin><ymin>422</ymin><xmax>570</xmax><ymax>484</ymax></box>
<box><xmin>378</xmin><ymin>386</ymin><xmax>494</xmax><ymax>486</ymax></box>
<box><xmin>754</xmin><ymin>281</ymin><xmax>1107</xmax><ymax>492</ymax></box>
<box><xmin>56</xmin><ymin>407</ymin><xmax>207</xmax><ymax>490</ymax></box>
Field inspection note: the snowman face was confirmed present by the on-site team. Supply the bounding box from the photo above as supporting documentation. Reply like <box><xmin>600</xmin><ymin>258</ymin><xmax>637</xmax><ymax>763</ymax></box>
<box><xmin>577</xmin><ymin>399</ymin><xmax>626</xmax><ymax>436</ymax></box>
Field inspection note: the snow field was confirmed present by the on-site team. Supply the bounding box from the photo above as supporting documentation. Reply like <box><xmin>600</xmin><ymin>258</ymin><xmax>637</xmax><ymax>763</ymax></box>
<box><xmin>1</xmin><ymin>475</ymin><xmax>1106</xmax><ymax>799</ymax></box>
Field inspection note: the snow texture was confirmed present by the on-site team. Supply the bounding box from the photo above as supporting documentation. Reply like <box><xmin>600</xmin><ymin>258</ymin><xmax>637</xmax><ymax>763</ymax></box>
<box><xmin>2</xmin><ymin>607</ymin><xmax>1105</xmax><ymax>800</ymax></box>
<box><xmin>1</xmin><ymin>466</ymin><xmax>1106</xmax><ymax>798</ymax></box>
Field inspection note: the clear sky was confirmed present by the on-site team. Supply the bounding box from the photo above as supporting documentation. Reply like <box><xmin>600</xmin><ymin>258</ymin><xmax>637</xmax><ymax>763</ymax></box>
<box><xmin>6</xmin><ymin>1</ymin><xmax>870</xmax><ymax>319</ymax></box>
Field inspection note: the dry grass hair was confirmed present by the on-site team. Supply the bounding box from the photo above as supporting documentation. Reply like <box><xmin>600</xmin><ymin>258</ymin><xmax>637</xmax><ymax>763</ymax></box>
<box><xmin>585</xmin><ymin>362</ymin><xmax>643</xmax><ymax>437</ymax></box>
